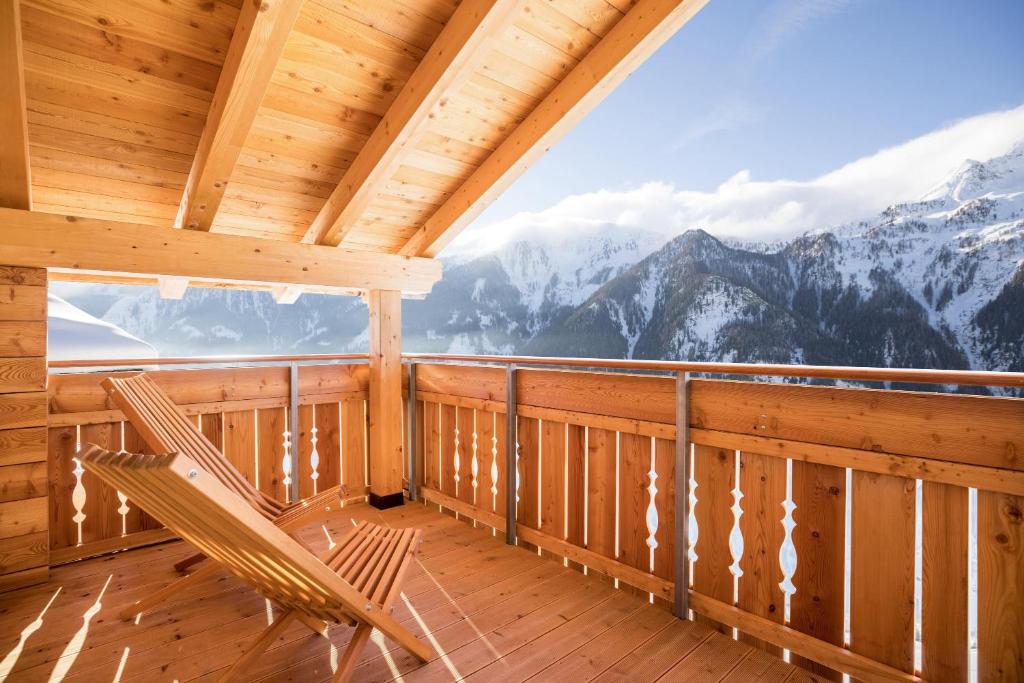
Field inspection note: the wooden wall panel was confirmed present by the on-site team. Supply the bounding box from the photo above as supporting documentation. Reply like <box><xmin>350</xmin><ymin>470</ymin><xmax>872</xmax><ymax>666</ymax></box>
<box><xmin>296</xmin><ymin>404</ymin><xmax>314</xmax><ymax>499</ymax></box>
<box><xmin>652</xmin><ymin>437</ymin><xmax>675</xmax><ymax>582</ymax></box>
<box><xmin>737</xmin><ymin>451</ymin><xmax>785</xmax><ymax>654</ymax></box>
<box><xmin>540</xmin><ymin>420</ymin><xmax>566</xmax><ymax>538</ymax></box>
<box><xmin>200</xmin><ymin>412</ymin><xmax>223</xmax><ymax>453</ymax></box>
<box><xmin>121</xmin><ymin>423</ymin><xmax>162</xmax><ymax>533</ymax></box>
<box><xmin>691</xmin><ymin>443</ymin><xmax>735</xmax><ymax>633</ymax></box>
<box><xmin>0</xmin><ymin>427</ymin><xmax>46</xmax><ymax>466</ymax></box>
<box><xmin>518</xmin><ymin>369</ymin><xmax>675</xmax><ymax>424</ymax></box>
<box><xmin>493</xmin><ymin>411</ymin><xmax>507</xmax><ymax>519</ymax></box>
<box><xmin>921</xmin><ymin>481</ymin><xmax>968</xmax><ymax>682</ymax></box>
<box><xmin>456</xmin><ymin>406</ymin><xmax>474</xmax><ymax>505</ymax></box>
<box><xmin>617</xmin><ymin>432</ymin><xmax>649</xmax><ymax>573</ymax></box>
<box><xmin>414</xmin><ymin>399</ymin><xmax>424</xmax><ymax>492</ymax></box>
<box><xmin>256</xmin><ymin>407</ymin><xmax>288</xmax><ymax>504</ymax></box>
<box><xmin>978</xmin><ymin>491</ymin><xmax>1024</xmax><ymax>681</ymax></box>
<box><xmin>423</xmin><ymin>401</ymin><xmax>440</xmax><ymax>492</ymax></box>
<box><xmin>313</xmin><ymin>402</ymin><xmax>341</xmax><ymax>493</ymax></box>
<box><xmin>341</xmin><ymin>398</ymin><xmax>366</xmax><ymax>493</ymax></box>
<box><xmin>223</xmin><ymin>409</ymin><xmax>257</xmax><ymax>488</ymax></box>
<box><xmin>415</xmin><ymin>363</ymin><xmax>505</xmax><ymax>403</ymax></box>
<box><xmin>440</xmin><ymin>404</ymin><xmax>457</xmax><ymax>499</ymax></box>
<box><xmin>516</xmin><ymin>416</ymin><xmax>539</xmax><ymax>530</ymax></box>
<box><xmin>586</xmin><ymin>427</ymin><xmax>616</xmax><ymax>561</ymax></box>
<box><xmin>789</xmin><ymin>461</ymin><xmax>845</xmax><ymax>680</ymax></box>
<box><xmin>78</xmin><ymin>422</ymin><xmax>119</xmax><ymax>544</ymax></box>
<box><xmin>849</xmin><ymin>471</ymin><xmax>916</xmax><ymax>673</ymax></box>
<box><xmin>0</xmin><ymin>265</ymin><xmax>47</xmax><ymax>591</ymax></box>
<box><xmin>476</xmin><ymin>408</ymin><xmax>496</xmax><ymax>513</ymax></box>
<box><xmin>691</xmin><ymin>379</ymin><xmax>1024</xmax><ymax>471</ymax></box>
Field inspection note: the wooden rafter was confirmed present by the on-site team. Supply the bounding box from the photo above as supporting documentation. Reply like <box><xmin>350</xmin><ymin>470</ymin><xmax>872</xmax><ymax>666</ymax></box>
<box><xmin>300</xmin><ymin>0</ymin><xmax>517</xmax><ymax>247</ymax></box>
<box><xmin>399</xmin><ymin>0</ymin><xmax>710</xmax><ymax>258</ymax></box>
<box><xmin>0</xmin><ymin>208</ymin><xmax>443</xmax><ymax>293</ymax></box>
<box><xmin>176</xmin><ymin>0</ymin><xmax>304</xmax><ymax>231</ymax></box>
<box><xmin>0</xmin><ymin>0</ymin><xmax>31</xmax><ymax>210</ymax></box>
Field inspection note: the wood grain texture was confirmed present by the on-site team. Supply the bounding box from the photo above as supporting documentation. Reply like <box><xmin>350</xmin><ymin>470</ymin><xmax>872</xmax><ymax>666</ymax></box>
<box><xmin>0</xmin><ymin>358</ymin><xmax>45</xmax><ymax>393</ymax></box>
<box><xmin>691</xmin><ymin>443</ymin><xmax>735</xmax><ymax>633</ymax></box>
<box><xmin>849</xmin><ymin>471</ymin><xmax>916</xmax><ymax>673</ymax></box>
<box><xmin>223</xmin><ymin>409</ymin><xmax>257</xmax><ymax>489</ymax></box>
<box><xmin>540</xmin><ymin>419</ymin><xmax>566</xmax><ymax>538</ymax></box>
<box><xmin>342</xmin><ymin>398</ymin><xmax>367</xmax><ymax>493</ymax></box>
<box><xmin>256</xmin><ymin>406</ymin><xmax>288</xmax><ymax>504</ymax></box>
<box><xmin>440</xmin><ymin>403</ymin><xmax>457</xmax><ymax>498</ymax></box>
<box><xmin>921</xmin><ymin>481</ymin><xmax>968</xmax><ymax>682</ymax></box>
<box><xmin>0</xmin><ymin>461</ymin><xmax>46</xmax><ymax>503</ymax></box>
<box><xmin>0</xmin><ymin>0</ymin><xmax>31</xmax><ymax>210</ymax></box>
<box><xmin>586</xmin><ymin>427</ymin><xmax>617</xmax><ymax>561</ymax></box>
<box><xmin>518</xmin><ymin>368</ymin><xmax>675</xmax><ymax>424</ymax></box>
<box><xmin>0</xmin><ymin>427</ymin><xmax>46</xmax><ymax>466</ymax></box>
<box><xmin>517</xmin><ymin>416</ymin><xmax>540</xmax><ymax>530</ymax></box>
<box><xmin>0</xmin><ymin>284</ymin><xmax>46</xmax><ymax>321</ymax></box>
<box><xmin>737</xmin><ymin>451</ymin><xmax>785</xmax><ymax>654</ymax></box>
<box><xmin>978</xmin><ymin>491</ymin><xmax>1024</xmax><ymax>681</ymax></box>
<box><xmin>456</xmin><ymin>406</ymin><xmax>475</xmax><ymax>505</ymax></box>
<box><xmin>789</xmin><ymin>461</ymin><xmax>846</xmax><ymax>681</ymax></box>
<box><xmin>423</xmin><ymin>401</ymin><xmax>440</xmax><ymax>492</ymax></box>
<box><xmin>652</xmin><ymin>437</ymin><xmax>676</xmax><ymax>581</ymax></box>
<box><xmin>0</xmin><ymin>392</ymin><xmax>46</xmax><ymax>429</ymax></box>
<box><xmin>691</xmin><ymin>379</ymin><xmax>1024</xmax><ymax>471</ymax></box>
<box><xmin>618</xmin><ymin>432</ymin><xmax>650</xmax><ymax>573</ymax></box>
<box><xmin>368</xmin><ymin>289</ymin><xmax>404</xmax><ymax>496</ymax></box>
<box><xmin>0</xmin><ymin>321</ymin><xmax>45</xmax><ymax>356</ymax></box>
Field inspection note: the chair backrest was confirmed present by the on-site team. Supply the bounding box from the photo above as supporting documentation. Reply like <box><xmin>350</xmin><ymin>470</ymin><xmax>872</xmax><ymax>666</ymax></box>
<box><xmin>79</xmin><ymin>445</ymin><xmax>393</xmax><ymax>630</ymax></box>
<box><xmin>102</xmin><ymin>373</ymin><xmax>280</xmax><ymax>518</ymax></box>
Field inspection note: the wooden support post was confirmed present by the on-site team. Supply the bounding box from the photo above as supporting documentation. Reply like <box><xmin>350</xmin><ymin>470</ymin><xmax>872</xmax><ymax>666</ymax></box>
<box><xmin>406</xmin><ymin>362</ymin><xmax>417</xmax><ymax>502</ymax></box>
<box><xmin>0</xmin><ymin>265</ymin><xmax>48</xmax><ymax>592</ymax></box>
<box><xmin>505</xmin><ymin>365</ymin><xmax>517</xmax><ymax>545</ymax></box>
<box><xmin>673</xmin><ymin>371</ymin><xmax>691</xmax><ymax>618</ymax></box>
<box><xmin>367</xmin><ymin>290</ymin><xmax>404</xmax><ymax>509</ymax></box>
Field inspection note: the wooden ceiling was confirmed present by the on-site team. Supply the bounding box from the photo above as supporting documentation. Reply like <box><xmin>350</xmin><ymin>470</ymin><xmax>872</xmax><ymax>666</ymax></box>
<box><xmin>2</xmin><ymin>0</ymin><xmax>708</xmax><ymax>293</ymax></box>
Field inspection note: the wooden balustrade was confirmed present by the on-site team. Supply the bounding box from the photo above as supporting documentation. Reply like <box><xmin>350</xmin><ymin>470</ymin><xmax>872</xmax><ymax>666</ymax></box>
<box><xmin>407</xmin><ymin>360</ymin><xmax>1024</xmax><ymax>683</ymax></box>
<box><xmin>46</xmin><ymin>362</ymin><xmax>371</xmax><ymax>564</ymax></box>
<box><xmin>39</xmin><ymin>354</ymin><xmax>1024</xmax><ymax>680</ymax></box>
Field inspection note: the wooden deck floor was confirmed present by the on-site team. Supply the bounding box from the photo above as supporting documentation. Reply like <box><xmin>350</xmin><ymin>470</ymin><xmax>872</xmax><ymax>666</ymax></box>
<box><xmin>0</xmin><ymin>502</ymin><xmax>806</xmax><ymax>682</ymax></box>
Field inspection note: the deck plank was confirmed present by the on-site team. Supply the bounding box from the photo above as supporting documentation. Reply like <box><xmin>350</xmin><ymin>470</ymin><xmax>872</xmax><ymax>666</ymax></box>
<box><xmin>0</xmin><ymin>502</ymin><xmax>792</xmax><ymax>682</ymax></box>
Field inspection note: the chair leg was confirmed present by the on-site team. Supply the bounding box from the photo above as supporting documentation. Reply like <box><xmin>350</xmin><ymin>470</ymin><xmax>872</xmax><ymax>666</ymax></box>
<box><xmin>216</xmin><ymin>611</ymin><xmax>297</xmax><ymax>683</ymax></box>
<box><xmin>293</xmin><ymin>610</ymin><xmax>329</xmax><ymax>638</ymax></box>
<box><xmin>174</xmin><ymin>551</ymin><xmax>206</xmax><ymax>574</ymax></box>
<box><xmin>331</xmin><ymin>624</ymin><xmax>374</xmax><ymax>683</ymax></box>
<box><xmin>119</xmin><ymin>561</ymin><xmax>220</xmax><ymax>620</ymax></box>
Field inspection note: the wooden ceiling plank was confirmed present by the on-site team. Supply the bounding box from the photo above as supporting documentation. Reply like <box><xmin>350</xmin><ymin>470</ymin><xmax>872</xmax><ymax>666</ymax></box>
<box><xmin>0</xmin><ymin>0</ymin><xmax>32</xmax><ymax>210</ymax></box>
<box><xmin>401</xmin><ymin>0</ymin><xmax>710</xmax><ymax>257</ymax></box>
<box><xmin>301</xmin><ymin>0</ymin><xmax>518</xmax><ymax>247</ymax></box>
<box><xmin>176</xmin><ymin>0</ymin><xmax>304</xmax><ymax>231</ymax></box>
<box><xmin>0</xmin><ymin>208</ymin><xmax>443</xmax><ymax>293</ymax></box>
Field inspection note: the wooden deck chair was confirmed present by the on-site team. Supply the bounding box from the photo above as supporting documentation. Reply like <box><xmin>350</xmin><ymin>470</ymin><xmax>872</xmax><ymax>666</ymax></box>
<box><xmin>101</xmin><ymin>373</ymin><xmax>348</xmax><ymax>618</ymax></box>
<box><xmin>80</xmin><ymin>445</ymin><xmax>430</xmax><ymax>683</ymax></box>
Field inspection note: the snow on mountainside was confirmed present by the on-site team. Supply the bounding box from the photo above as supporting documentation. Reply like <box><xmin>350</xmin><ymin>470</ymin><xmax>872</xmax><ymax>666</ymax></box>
<box><xmin>55</xmin><ymin>147</ymin><xmax>1024</xmax><ymax>383</ymax></box>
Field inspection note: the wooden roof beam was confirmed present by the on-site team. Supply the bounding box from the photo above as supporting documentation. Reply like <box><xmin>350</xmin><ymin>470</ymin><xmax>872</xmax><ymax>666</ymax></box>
<box><xmin>0</xmin><ymin>208</ymin><xmax>443</xmax><ymax>293</ymax></box>
<box><xmin>175</xmin><ymin>0</ymin><xmax>304</xmax><ymax>231</ymax></box>
<box><xmin>300</xmin><ymin>0</ymin><xmax>517</xmax><ymax>247</ymax></box>
<box><xmin>400</xmin><ymin>0</ymin><xmax>710</xmax><ymax>258</ymax></box>
<box><xmin>0</xmin><ymin>0</ymin><xmax>31</xmax><ymax>210</ymax></box>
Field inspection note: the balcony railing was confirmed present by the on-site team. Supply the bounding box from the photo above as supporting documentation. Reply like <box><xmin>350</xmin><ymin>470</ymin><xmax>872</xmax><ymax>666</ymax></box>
<box><xmin>44</xmin><ymin>353</ymin><xmax>1024</xmax><ymax>682</ymax></box>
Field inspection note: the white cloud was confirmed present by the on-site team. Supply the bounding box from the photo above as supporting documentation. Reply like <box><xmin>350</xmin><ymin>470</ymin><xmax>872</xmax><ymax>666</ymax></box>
<box><xmin>674</xmin><ymin>97</ymin><xmax>763</xmax><ymax>148</ymax></box>
<box><xmin>449</xmin><ymin>105</ymin><xmax>1024</xmax><ymax>253</ymax></box>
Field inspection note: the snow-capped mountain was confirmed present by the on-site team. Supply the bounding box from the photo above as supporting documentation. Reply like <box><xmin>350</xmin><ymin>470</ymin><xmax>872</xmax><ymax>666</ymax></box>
<box><xmin>55</xmin><ymin>146</ymin><xmax>1024</xmax><ymax>386</ymax></box>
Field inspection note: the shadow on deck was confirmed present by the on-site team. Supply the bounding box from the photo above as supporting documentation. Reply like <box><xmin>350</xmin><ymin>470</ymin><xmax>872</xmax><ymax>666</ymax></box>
<box><xmin>0</xmin><ymin>502</ymin><xmax>806</xmax><ymax>682</ymax></box>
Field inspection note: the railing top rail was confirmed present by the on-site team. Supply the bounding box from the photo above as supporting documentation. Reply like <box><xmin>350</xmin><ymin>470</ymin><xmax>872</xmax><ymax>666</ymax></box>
<box><xmin>47</xmin><ymin>351</ymin><xmax>1024</xmax><ymax>388</ymax></box>
<box><xmin>48</xmin><ymin>353</ymin><xmax>370</xmax><ymax>369</ymax></box>
<box><xmin>402</xmin><ymin>353</ymin><xmax>1024</xmax><ymax>388</ymax></box>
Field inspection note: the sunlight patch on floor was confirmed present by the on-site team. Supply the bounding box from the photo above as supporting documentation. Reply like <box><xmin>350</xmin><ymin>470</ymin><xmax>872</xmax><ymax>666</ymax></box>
<box><xmin>0</xmin><ymin>587</ymin><xmax>62</xmax><ymax>681</ymax></box>
<box><xmin>48</xmin><ymin>574</ymin><xmax>112</xmax><ymax>682</ymax></box>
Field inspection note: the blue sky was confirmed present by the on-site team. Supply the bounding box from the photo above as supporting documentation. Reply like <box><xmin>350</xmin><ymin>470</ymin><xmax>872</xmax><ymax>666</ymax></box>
<box><xmin>469</xmin><ymin>0</ymin><xmax>1024</xmax><ymax>231</ymax></box>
